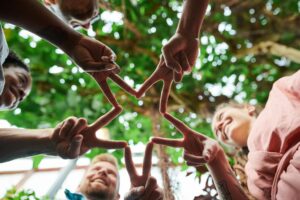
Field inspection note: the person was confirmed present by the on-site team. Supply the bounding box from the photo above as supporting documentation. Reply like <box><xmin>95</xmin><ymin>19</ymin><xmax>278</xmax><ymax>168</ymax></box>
<box><xmin>0</xmin><ymin>51</ymin><xmax>32</xmax><ymax>110</ymax></box>
<box><xmin>65</xmin><ymin>142</ymin><xmax>163</xmax><ymax>200</ymax></box>
<box><xmin>66</xmin><ymin>154</ymin><xmax>121</xmax><ymax>200</ymax></box>
<box><xmin>152</xmin><ymin>70</ymin><xmax>300</xmax><ymax>200</ymax></box>
<box><xmin>44</xmin><ymin>0</ymin><xmax>99</xmax><ymax>29</ymax></box>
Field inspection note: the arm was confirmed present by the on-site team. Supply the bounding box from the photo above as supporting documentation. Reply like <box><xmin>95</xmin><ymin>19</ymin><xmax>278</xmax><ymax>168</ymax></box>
<box><xmin>162</xmin><ymin>0</ymin><xmax>209</xmax><ymax>82</ymax></box>
<box><xmin>207</xmin><ymin>151</ymin><xmax>249</xmax><ymax>200</ymax></box>
<box><xmin>0</xmin><ymin>0</ymin><xmax>117</xmax><ymax>72</ymax></box>
<box><xmin>153</xmin><ymin>113</ymin><xmax>248</xmax><ymax>200</ymax></box>
<box><xmin>0</xmin><ymin>0</ymin><xmax>80</xmax><ymax>53</ymax></box>
<box><xmin>177</xmin><ymin>0</ymin><xmax>209</xmax><ymax>38</ymax></box>
<box><xmin>0</xmin><ymin>128</ymin><xmax>55</xmax><ymax>163</ymax></box>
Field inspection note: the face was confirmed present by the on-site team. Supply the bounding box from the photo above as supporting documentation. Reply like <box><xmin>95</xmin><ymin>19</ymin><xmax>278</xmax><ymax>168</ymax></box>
<box><xmin>46</xmin><ymin>0</ymin><xmax>99</xmax><ymax>29</ymax></box>
<box><xmin>212</xmin><ymin>106</ymin><xmax>255</xmax><ymax>148</ymax></box>
<box><xmin>79</xmin><ymin>161</ymin><xmax>119</xmax><ymax>200</ymax></box>
<box><xmin>0</xmin><ymin>67</ymin><xmax>32</xmax><ymax>110</ymax></box>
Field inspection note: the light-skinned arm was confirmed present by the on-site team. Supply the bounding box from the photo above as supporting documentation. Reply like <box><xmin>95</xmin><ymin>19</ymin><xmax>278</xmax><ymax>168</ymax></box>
<box><xmin>152</xmin><ymin>113</ymin><xmax>248</xmax><ymax>200</ymax></box>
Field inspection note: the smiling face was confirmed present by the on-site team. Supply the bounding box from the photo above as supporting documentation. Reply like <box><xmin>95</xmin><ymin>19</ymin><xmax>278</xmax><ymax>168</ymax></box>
<box><xmin>45</xmin><ymin>0</ymin><xmax>99</xmax><ymax>29</ymax></box>
<box><xmin>0</xmin><ymin>66</ymin><xmax>32</xmax><ymax>110</ymax></box>
<box><xmin>78</xmin><ymin>156</ymin><xmax>120</xmax><ymax>200</ymax></box>
<box><xmin>212</xmin><ymin>104</ymin><xmax>256</xmax><ymax>148</ymax></box>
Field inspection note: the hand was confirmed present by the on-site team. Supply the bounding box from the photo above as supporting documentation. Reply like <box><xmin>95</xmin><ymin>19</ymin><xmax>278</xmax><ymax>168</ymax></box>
<box><xmin>136</xmin><ymin>58</ymin><xmax>174</xmax><ymax>114</ymax></box>
<box><xmin>51</xmin><ymin>115</ymin><xmax>127</xmax><ymax>159</ymax></box>
<box><xmin>124</xmin><ymin>142</ymin><xmax>163</xmax><ymax>200</ymax></box>
<box><xmin>162</xmin><ymin>33</ymin><xmax>199</xmax><ymax>82</ymax></box>
<box><xmin>152</xmin><ymin>113</ymin><xmax>222</xmax><ymax>166</ymax></box>
<box><xmin>69</xmin><ymin>36</ymin><xmax>120</xmax><ymax>73</ymax></box>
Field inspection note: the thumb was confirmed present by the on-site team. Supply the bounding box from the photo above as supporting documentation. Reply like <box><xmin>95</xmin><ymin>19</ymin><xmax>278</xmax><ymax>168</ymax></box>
<box><xmin>67</xmin><ymin>135</ymin><xmax>83</xmax><ymax>158</ymax></box>
<box><xmin>124</xmin><ymin>186</ymin><xmax>145</xmax><ymax>200</ymax></box>
<box><xmin>92</xmin><ymin>139</ymin><xmax>127</xmax><ymax>149</ymax></box>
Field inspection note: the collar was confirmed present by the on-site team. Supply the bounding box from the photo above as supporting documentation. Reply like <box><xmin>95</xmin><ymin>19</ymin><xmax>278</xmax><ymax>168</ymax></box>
<box><xmin>64</xmin><ymin>189</ymin><xmax>85</xmax><ymax>200</ymax></box>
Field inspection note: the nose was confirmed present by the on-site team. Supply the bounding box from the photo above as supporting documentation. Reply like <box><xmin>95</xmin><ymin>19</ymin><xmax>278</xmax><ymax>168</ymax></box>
<box><xmin>98</xmin><ymin>168</ymin><xmax>108</xmax><ymax>176</ymax></box>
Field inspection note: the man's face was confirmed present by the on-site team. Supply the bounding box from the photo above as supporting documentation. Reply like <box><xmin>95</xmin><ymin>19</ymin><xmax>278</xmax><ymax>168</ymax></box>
<box><xmin>0</xmin><ymin>67</ymin><xmax>32</xmax><ymax>110</ymax></box>
<box><xmin>79</xmin><ymin>161</ymin><xmax>119</xmax><ymax>200</ymax></box>
<box><xmin>46</xmin><ymin>0</ymin><xmax>99</xmax><ymax>29</ymax></box>
<box><xmin>212</xmin><ymin>106</ymin><xmax>254</xmax><ymax>148</ymax></box>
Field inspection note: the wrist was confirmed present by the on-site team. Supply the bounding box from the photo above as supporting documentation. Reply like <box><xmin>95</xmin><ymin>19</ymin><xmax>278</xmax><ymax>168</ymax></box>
<box><xmin>38</xmin><ymin>129</ymin><xmax>57</xmax><ymax>156</ymax></box>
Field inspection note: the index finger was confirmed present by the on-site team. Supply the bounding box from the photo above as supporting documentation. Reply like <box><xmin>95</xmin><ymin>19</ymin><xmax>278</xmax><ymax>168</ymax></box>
<box><xmin>125</xmin><ymin>146</ymin><xmax>138</xmax><ymax>180</ymax></box>
<box><xmin>83</xmin><ymin>62</ymin><xmax>117</xmax><ymax>72</ymax></box>
<box><xmin>163</xmin><ymin>113</ymin><xmax>203</xmax><ymax>138</ymax></box>
<box><xmin>92</xmin><ymin>138</ymin><xmax>127</xmax><ymax>149</ymax></box>
<box><xmin>142</xmin><ymin>142</ymin><xmax>153</xmax><ymax>177</ymax></box>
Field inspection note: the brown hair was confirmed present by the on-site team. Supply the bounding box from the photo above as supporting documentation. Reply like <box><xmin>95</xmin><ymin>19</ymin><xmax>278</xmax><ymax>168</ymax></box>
<box><xmin>58</xmin><ymin>0</ymin><xmax>95</xmax><ymax>20</ymax></box>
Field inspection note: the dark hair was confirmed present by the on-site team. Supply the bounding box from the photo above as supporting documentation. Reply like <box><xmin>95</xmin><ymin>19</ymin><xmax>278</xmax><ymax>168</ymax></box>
<box><xmin>3</xmin><ymin>51</ymin><xmax>29</xmax><ymax>72</ymax></box>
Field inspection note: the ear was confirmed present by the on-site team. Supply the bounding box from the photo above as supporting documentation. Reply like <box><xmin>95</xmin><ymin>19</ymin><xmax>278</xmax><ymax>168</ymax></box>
<box><xmin>44</xmin><ymin>0</ymin><xmax>57</xmax><ymax>5</ymax></box>
<box><xmin>246</xmin><ymin>105</ymin><xmax>256</xmax><ymax>116</ymax></box>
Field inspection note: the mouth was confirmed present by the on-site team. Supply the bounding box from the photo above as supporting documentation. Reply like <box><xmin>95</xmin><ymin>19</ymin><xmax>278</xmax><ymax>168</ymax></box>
<box><xmin>92</xmin><ymin>177</ymin><xmax>108</xmax><ymax>186</ymax></box>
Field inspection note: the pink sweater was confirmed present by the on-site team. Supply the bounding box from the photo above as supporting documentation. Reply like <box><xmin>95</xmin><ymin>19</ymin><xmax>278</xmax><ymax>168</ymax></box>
<box><xmin>245</xmin><ymin>70</ymin><xmax>300</xmax><ymax>200</ymax></box>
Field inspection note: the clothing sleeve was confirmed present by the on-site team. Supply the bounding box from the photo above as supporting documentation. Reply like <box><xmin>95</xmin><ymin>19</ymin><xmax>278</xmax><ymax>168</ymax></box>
<box><xmin>275</xmin><ymin>70</ymin><xmax>300</xmax><ymax>99</ymax></box>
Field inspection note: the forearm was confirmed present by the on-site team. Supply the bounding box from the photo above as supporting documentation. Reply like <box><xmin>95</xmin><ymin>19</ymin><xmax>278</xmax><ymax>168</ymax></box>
<box><xmin>207</xmin><ymin>151</ymin><xmax>248</xmax><ymax>200</ymax></box>
<box><xmin>0</xmin><ymin>0</ymin><xmax>81</xmax><ymax>53</ymax></box>
<box><xmin>0</xmin><ymin>128</ymin><xmax>56</xmax><ymax>163</ymax></box>
<box><xmin>177</xmin><ymin>0</ymin><xmax>209</xmax><ymax>38</ymax></box>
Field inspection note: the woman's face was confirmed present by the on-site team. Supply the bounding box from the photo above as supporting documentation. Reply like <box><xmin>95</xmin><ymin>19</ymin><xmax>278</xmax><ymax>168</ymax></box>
<box><xmin>212</xmin><ymin>106</ymin><xmax>255</xmax><ymax>148</ymax></box>
<box><xmin>0</xmin><ymin>67</ymin><xmax>32</xmax><ymax>110</ymax></box>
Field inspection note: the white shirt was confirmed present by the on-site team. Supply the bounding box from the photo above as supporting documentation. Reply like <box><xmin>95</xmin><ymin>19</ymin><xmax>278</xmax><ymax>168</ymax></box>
<box><xmin>0</xmin><ymin>25</ymin><xmax>9</xmax><ymax>95</ymax></box>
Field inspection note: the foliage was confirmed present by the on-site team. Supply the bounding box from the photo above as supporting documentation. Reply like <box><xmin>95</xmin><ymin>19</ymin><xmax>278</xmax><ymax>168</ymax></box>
<box><xmin>0</xmin><ymin>0</ymin><xmax>299</xmax><ymax>195</ymax></box>
<box><xmin>2</xmin><ymin>187</ymin><xmax>48</xmax><ymax>200</ymax></box>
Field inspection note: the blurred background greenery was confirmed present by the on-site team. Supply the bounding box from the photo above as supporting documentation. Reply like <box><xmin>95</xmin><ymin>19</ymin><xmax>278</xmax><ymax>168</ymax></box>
<box><xmin>1</xmin><ymin>0</ymin><xmax>300</xmax><ymax>199</ymax></box>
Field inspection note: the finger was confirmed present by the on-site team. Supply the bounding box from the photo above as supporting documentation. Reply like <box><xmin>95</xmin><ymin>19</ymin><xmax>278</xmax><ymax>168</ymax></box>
<box><xmin>146</xmin><ymin>188</ymin><xmax>163</xmax><ymax>200</ymax></box>
<box><xmin>136</xmin><ymin>69</ymin><xmax>161</xmax><ymax>98</ymax></box>
<box><xmin>151</xmin><ymin>137</ymin><xmax>183</xmax><ymax>148</ymax></box>
<box><xmin>184</xmin><ymin>152</ymin><xmax>207</xmax><ymax>163</ymax></box>
<box><xmin>179</xmin><ymin>52</ymin><xmax>190</xmax><ymax>72</ymax></box>
<box><xmin>141</xmin><ymin>177</ymin><xmax>157</xmax><ymax>199</ymax></box>
<box><xmin>82</xmin><ymin>62</ymin><xmax>117</xmax><ymax>72</ymax></box>
<box><xmin>92</xmin><ymin>138</ymin><xmax>127</xmax><ymax>149</ymax></box>
<box><xmin>97</xmin><ymin>80</ymin><xmax>119</xmax><ymax>108</ymax></box>
<box><xmin>142</xmin><ymin>142</ymin><xmax>153</xmax><ymax>177</ymax></box>
<box><xmin>159</xmin><ymin>79</ymin><xmax>172</xmax><ymax>114</ymax></box>
<box><xmin>68</xmin><ymin>118</ymin><xmax>88</xmax><ymax>140</ymax></box>
<box><xmin>109</xmin><ymin>73</ymin><xmax>137</xmax><ymax>97</ymax></box>
<box><xmin>162</xmin><ymin>47</ymin><xmax>182</xmax><ymax>73</ymax></box>
<box><xmin>125</xmin><ymin>146</ymin><xmax>138</xmax><ymax>179</ymax></box>
<box><xmin>186</xmin><ymin>161</ymin><xmax>204</xmax><ymax>167</ymax></box>
<box><xmin>67</xmin><ymin>135</ymin><xmax>83</xmax><ymax>158</ymax></box>
<box><xmin>88</xmin><ymin>106</ymin><xmax>122</xmax><ymax>132</ymax></box>
<box><xmin>124</xmin><ymin>186</ymin><xmax>145</xmax><ymax>200</ymax></box>
<box><xmin>52</xmin><ymin>122</ymin><xmax>64</xmax><ymax>138</ymax></box>
<box><xmin>173</xmin><ymin>70</ymin><xmax>183</xmax><ymax>83</ymax></box>
<box><xmin>59</xmin><ymin>117</ymin><xmax>77</xmax><ymax>138</ymax></box>
<box><xmin>163</xmin><ymin>113</ymin><xmax>205</xmax><ymax>138</ymax></box>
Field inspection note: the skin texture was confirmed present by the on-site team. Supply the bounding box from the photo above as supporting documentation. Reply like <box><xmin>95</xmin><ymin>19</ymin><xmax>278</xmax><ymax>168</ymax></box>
<box><xmin>0</xmin><ymin>0</ymin><xmax>119</xmax><ymax>75</ymax></box>
<box><xmin>78</xmin><ymin>161</ymin><xmax>120</xmax><ymax>200</ymax></box>
<box><xmin>152</xmin><ymin>113</ymin><xmax>248</xmax><ymax>200</ymax></box>
<box><xmin>161</xmin><ymin>0</ymin><xmax>209</xmax><ymax>82</ymax></box>
<box><xmin>0</xmin><ymin>67</ymin><xmax>32</xmax><ymax>110</ymax></box>
<box><xmin>45</xmin><ymin>0</ymin><xmax>99</xmax><ymax>29</ymax></box>
<box><xmin>124</xmin><ymin>142</ymin><xmax>163</xmax><ymax>200</ymax></box>
<box><xmin>212</xmin><ymin>106</ymin><xmax>256</xmax><ymax>148</ymax></box>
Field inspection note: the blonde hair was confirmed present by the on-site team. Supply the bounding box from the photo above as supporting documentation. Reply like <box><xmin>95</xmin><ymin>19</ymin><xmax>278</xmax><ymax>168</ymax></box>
<box><xmin>91</xmin><ymin>154</ymin><xmax>119</xmax><ymax>169</ymax></box>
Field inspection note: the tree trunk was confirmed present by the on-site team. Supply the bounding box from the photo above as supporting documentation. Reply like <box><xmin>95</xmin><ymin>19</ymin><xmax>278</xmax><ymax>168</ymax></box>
<box><xmin>150</xmin><ymin>104</ymin><xmax>175</xmax><ymax>200</ymax></box>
